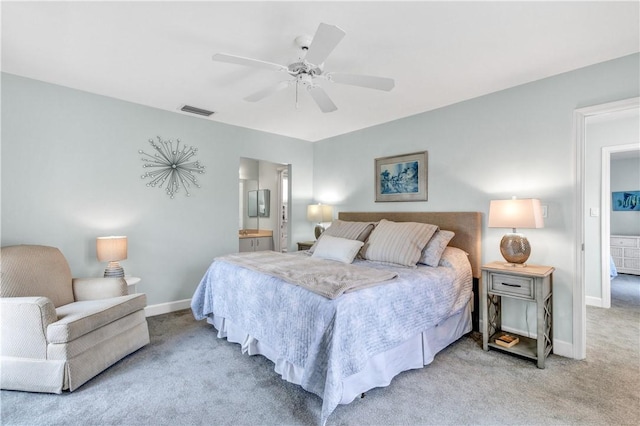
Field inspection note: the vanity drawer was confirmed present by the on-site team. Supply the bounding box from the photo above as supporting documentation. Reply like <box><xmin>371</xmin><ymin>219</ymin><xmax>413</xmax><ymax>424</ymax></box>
<box><xmin>488</xmin><ymin>273</ymin><xmax>535</xmax><ymax>299</ymax></box>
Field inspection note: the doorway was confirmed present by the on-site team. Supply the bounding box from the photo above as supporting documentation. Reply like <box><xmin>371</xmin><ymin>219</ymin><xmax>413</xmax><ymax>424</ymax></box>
<box><xmin>574</xmin><ymin>97</ymin><xmax>640</xmax><ymax>360</ymax></box>
<box><xmin>278</xmin><ymin>167</ymin><xmax>289</xmax><ymax>252</ymax></box>
<box><xmin>239</xmin><ymin>157</ymin><xmax>291</xmax><ymax>253</ymax></box>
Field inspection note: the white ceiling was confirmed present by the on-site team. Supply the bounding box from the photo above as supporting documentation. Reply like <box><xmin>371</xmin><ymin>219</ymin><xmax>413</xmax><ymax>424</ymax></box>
<box><xmin>2</xmin><ymin>1</ymin><xmax>639</xmax><ymax>142</ymax></box>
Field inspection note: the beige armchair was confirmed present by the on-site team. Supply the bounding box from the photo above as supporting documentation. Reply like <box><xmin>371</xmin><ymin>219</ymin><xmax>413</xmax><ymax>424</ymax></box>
<box><xmin>1</xmin><ymin>245</ymin><xmax>150</xmax><ymax>393</ymax></box>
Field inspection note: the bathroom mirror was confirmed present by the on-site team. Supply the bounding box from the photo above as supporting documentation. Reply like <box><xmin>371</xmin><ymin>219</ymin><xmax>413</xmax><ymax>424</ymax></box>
<box><xmin>248</xmin><ymin>189</ymin><xmax>270</xmax><ymax>218</ymax></box>
<box><xmin>248</xmin><ymin>190</ymin><xmax>258</xmax><ymax>217</ymax></box>
<box><xmin>258</xmin><ymin>189</ymin><xmax>270</xmax><ymax>217</ymax></box>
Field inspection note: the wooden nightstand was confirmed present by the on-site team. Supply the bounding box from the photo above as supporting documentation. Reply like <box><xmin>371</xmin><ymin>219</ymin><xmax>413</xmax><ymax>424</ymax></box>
<box><xmin>297</xmin><ymin>241</ymin><xmax>315</xmax><ymax>251</ymax></box>
<box><xmin>481</xmin><ymin>261</ymin><xmax>554</xmax><ymax>368</ymax></box>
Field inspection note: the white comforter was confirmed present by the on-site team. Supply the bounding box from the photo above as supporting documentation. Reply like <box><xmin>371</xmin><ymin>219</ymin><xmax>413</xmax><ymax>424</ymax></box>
<box><xmin>191</xmin><ymin>248</ymin><xmax>472</xmax><ymax>425</ymax></box>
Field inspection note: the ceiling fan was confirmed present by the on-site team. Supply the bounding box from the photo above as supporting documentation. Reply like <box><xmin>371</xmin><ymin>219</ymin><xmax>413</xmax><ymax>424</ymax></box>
<box><xmin>212</xmin><ymin>23</ymin><xmax>395</xmax><ymax>113</ymax></box>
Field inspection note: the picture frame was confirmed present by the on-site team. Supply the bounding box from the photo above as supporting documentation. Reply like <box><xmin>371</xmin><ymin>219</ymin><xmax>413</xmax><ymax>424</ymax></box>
<box><xmin>375</xmin><ymin>151</ymin><xmax>428</xmax><ymax>202</ymax></box>
<box><xmin>612</xmin><ymin>191</ymin><xmax>640</xmax><ymax>211</ymax></box>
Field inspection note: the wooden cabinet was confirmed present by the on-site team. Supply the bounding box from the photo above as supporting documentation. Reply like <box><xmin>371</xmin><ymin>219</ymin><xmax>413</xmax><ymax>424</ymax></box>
<box><xmin>239</xmin><ymin>236</ymin><xmax>273</xmax><ymax>252</ymax></box>
<box><xmin>611</xmin><ymin>235</ymin><xmax>640</xmax><ymax>275</ymax></box>
<box><xmin>482</xmin><ymin>262</ymin><xmax>554</xmax><ymax>369</ymax></box>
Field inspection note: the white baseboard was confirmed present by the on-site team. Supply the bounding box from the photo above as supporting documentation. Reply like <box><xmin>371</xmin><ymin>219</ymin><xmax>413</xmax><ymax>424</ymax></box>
<box><xmin>552</xmin><ymin>338</ymin><xmax>573</xmax><ymax>358</ymax></box>
<box><xmin>144</xmin><ymin>298</ymin><xmax>191</xmax><ymax>317</ymax></box>
<box><xmin>585</xmin><ymin>296</ymin><xmax>603</xmax><ymax>307</ymax></box>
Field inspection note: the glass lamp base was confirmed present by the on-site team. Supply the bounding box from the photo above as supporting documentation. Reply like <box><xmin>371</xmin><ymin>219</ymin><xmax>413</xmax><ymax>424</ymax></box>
<box><xmin>500</xmin><ymin>233</ymin><xmax>531</xmax><ymax>265</ymax></box>
<box><xmin>314</xmin><ymin>224</ymin><xmax>326</xmax><ymax>240</ymax></box>
<box><xmin>104</xmin><ymin>261</ymin><xmax>125</xmax><ymax>278</ymax></box>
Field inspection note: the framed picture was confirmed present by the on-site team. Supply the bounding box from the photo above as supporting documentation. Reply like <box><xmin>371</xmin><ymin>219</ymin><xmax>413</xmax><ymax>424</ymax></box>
<box><xmin>612</xmin><ymin>191</ymin><xmax>640</xmax><ymax>211</ymax></box>
<box><xmin>375</xmin><ymin>151</ymin><xmax>428</xmax><ymax>202</ymax></box>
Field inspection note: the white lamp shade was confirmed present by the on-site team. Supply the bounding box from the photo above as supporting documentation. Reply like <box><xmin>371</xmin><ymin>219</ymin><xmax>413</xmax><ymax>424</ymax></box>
<box><xmin>488</xmin><ymin>199</ymin><xmax>544</xmax><ymax>230</ymax></box>
<box><xmin>307</xmin><ymin>204</ymin><xmax>334</xmax><ymax>223</ymax></box>
<box><xmin>96</xmin><ymin>236</ymin><xmax>128</xmax><ymax>262</ymax></box>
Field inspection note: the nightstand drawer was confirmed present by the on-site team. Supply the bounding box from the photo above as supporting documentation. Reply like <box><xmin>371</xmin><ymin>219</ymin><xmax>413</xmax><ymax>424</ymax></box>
<box><xmin>297</xmin><ymin>241</ymin><xmax>315</xmax><ymax>251</ymax></box>
<box><xmin>489</xmin><ymin>273</ymin><xmax>534</xmax><ymax>299</ymax></box>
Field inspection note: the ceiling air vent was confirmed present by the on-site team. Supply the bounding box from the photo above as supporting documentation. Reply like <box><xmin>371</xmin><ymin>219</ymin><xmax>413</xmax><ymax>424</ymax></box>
<box><xmin>179</xmin><ymin>104</ymin><xmax>215</xmax><ymax>117</ymax></box>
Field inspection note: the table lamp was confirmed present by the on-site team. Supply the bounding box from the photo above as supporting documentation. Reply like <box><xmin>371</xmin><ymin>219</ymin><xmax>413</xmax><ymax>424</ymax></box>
<box><xmin>488</xmin><ymin>198</ymin><xmax>544</xmax><ymax>266</ymax></box>
<box><xmin>96</xmin><ymin>236</ymin><xmax>128</xmax><ymax>277</ymax></box>
<box><xmin>307</xmin><ymin>204</ymin><xmax>334</xmax><ymax>239</ymax></box>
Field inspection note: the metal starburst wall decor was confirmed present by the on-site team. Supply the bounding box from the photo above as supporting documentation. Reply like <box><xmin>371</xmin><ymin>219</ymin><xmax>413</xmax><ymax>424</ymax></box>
<box><xmin>139</xmin><ymin>137</ymin><xmax>206</xmax><ymax>199</ymax></box>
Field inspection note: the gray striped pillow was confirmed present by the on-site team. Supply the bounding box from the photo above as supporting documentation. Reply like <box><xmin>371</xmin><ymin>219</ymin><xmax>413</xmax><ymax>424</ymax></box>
<box><xmin>419</xmin><ymin>230</ymin><xmax>455</xmax><ymax>266</ymax></box>
<box><xmin>309</xmin><ymin>220</ymin><xmax>375</xmax><ymax>253</ymax></box>
<box><xmin>362</xmin><ymin>219</ymin><xmax>438</xmax><ymax>267</ymax></box>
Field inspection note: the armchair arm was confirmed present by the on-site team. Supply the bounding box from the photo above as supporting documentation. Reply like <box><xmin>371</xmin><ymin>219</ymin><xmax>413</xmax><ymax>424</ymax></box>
<box><xmin>72</xmin><ymin>277</ymin><xmax>127</xmax><ymax>301</ymax></box>
<box><xmin>1</xmin><ymin>297</ymin><xmax>57</xmax><ymax>358</ymax></box>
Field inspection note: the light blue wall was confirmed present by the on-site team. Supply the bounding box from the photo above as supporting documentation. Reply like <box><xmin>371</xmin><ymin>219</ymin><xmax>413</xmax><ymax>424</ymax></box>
<box><xmin>312</xmin><ymin>54</ymin><xmax>640</xmax><ymax>348</ymax></box>
<box><xmin>2</xmin><ymin>53</ymin><xmax>639</xmax><ymax>351</ymax></box>
<box><xmin>1</xmin><ymin>73</ymin><xmax>314</xmax><ymax>307</ymax></box>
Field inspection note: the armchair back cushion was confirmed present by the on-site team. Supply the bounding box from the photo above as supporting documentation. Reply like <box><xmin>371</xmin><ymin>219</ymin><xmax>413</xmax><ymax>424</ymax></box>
<box><xmin>1</xmin><ymin>245</ymin><xmax>75</xmax><ymax>307</ymax></box>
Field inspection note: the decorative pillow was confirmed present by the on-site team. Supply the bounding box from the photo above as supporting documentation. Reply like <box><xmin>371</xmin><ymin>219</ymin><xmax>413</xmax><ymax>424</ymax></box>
<box><xmin>362</xmin><ymin>219</ymin><xmax>438</xmax><ymax>267</ymax></box>
<box><xmin>311</xmin><ymin>235</ymin><xmax>365</xmax><ymax>264</ymax></box>
<box><xmin>419</xmin><ymin>230</ymin><xmax>455</xmax><ymax>267</ymax></box>
<box><xmin>309</xmin><ymin>220</ymin><xmax>375</xmax><ymax>253</ymax></box>
<box><xmin>438</xmin><ymin>246</ymin><xmax>470</xmax><ymax>269</ymax></box>
<box><xmin>438</xmin><ymin>247</ymin><xmax>472</xmax><ymax>287</ymax></box>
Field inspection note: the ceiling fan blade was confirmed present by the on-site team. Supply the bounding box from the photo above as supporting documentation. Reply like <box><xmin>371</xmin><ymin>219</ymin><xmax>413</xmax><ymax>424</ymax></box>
<box><xmin>327</xmin><ymin>73</ymin><xmax>395</xmax><ymax>91</ymax></box>
<box><xmin>212</xmin><ymin>53</ymin><xmax>289</xmax><ymax>73</ymax></box>
<box><xmin>304</xmin><ymin>23</ymin><xmax>346</xmax><ymax>66</ymax></box>
<box><xmin>307</xmin><ymin>85</ymin><xmax>337</xmax><ymax>113</ymax></box>
<box><xmin>244</xmin><ymin>81</ymin><xmax>291</xmax><ymax>102</ymax></box>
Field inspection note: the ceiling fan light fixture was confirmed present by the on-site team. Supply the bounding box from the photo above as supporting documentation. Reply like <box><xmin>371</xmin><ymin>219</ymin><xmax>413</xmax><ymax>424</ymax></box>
<box><xmin>211</xmin><ymin>22</ymin><xmax>394</xmax><ymax>113</ymax></box>
<box><xmin>295</xmin><ymin>35</ymin><xmax>313</xmax><ymax>50</ymax></box>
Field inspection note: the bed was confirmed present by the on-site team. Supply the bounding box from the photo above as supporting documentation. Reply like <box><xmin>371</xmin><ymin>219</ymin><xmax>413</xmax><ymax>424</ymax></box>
<box><xmin>191</xmin><ymin>211</ymin><xmax>481</xmax><ymax>425</ymax></box>
<box><xmin>610</xmin><ymin>255</ymin><xmax>618</xmax><ymax>278</ymax></box>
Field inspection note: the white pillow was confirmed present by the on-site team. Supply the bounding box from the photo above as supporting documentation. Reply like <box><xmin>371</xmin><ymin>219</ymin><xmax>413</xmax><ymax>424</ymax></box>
<box><xmin>309</xmin><ymin>220</ymin><xmax>375</xmax><ymax>253</ymax></box>
<box><xmin>311</xmin><ymin>235</ymin><xmax>364</xmax><ymax>264</ymax></box>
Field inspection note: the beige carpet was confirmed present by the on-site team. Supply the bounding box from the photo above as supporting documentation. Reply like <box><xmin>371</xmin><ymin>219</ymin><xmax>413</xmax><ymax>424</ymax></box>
<box><xmin>2</xmin><ymin>276</ymin><xmax>638</xmax><ymax>425</ymax></box>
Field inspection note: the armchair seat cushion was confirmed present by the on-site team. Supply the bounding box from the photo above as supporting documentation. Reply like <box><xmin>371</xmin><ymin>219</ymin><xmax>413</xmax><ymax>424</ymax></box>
<box><xmin>48</xmin><ymin>294</ymin><xmax>147</xmax><ymax>344</ymax></box>
<box><xmin>48</xmin><ymin>310</ymin><xmax>147</xmax><ymax>360</ymax></box>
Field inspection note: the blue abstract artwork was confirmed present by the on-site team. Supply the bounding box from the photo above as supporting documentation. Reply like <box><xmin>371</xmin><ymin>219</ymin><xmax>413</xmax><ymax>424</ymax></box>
<box><xmin>612</xmin><ymin>191</ymin><xmax>640</xmax><ymax>211</ymax></box>
<box><xmin>380</xmin><ymin>161</ymin><xmax>419</xmax><ymax>194</ymax></box>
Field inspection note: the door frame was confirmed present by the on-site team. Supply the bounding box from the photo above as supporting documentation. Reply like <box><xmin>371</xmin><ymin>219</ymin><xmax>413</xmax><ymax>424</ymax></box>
<box><xmin>277</xmin><ymin>166</ymin><xmax>290</xmax><ymax>252</ymax></box>
<box><xmin>573</xmin><ymin>97</ymin><xmax>639</xmax><ymax>360</ymax></box>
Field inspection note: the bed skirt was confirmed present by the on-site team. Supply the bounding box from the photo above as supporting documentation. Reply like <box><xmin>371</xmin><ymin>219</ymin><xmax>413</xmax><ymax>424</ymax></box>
<box><xmin>206</xmin><ymin>301</ymin><xmax>472</xmax><ymax>406</ymax></box>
